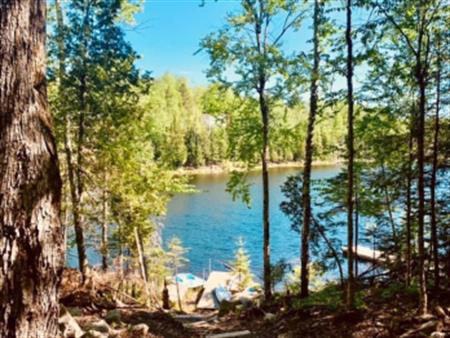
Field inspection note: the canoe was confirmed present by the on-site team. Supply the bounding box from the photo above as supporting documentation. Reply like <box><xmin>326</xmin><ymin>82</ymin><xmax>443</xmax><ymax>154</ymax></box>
<box><xmin>214</xmin><ymin>286</ymin><xmax>232</xmax><ymax>303</ymax></box>
<box><xmin>173</xmin><ymin>273</ymin><xmax>206</xmax><ymax>288</ymax></box>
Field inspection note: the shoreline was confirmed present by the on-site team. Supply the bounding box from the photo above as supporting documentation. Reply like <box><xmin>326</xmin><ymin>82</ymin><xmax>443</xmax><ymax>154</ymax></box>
<box><xmin>175</xmin><ymin>159</ymin><xmax>343</xmax><ymax>176</ymax></box>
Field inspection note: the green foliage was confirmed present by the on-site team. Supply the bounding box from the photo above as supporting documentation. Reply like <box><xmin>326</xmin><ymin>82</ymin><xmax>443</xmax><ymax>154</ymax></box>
<box><xmin>379</xmin><ymin>282</ymin><xmax>419</xmax><ymax>301</ymax></box>
<box><xmin>226</xmin><ymin>171</ymin><xmax>252</xmax><ymax>207</ymax></box>
<box><xmin>286</xmin><ymin>264</ymin><xmax>324</xmax><ymax>294</ymax></box>
<box><xmin>166</xmin><ymin>237</ymin><xmax>189</xmax><ymax>274</ymax></box>
<box><xmin>230</xmin><ymin>237</ymin><xmax>253</xmax><ymax>290</ymax></box>
<box><xmin>292</xmin><ymin>284</ymin><xmax>343</xmax><ymax>311</ymax></box>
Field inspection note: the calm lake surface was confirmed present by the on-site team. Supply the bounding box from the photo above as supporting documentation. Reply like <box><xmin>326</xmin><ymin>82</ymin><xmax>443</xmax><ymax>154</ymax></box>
<box><xmin>162</xmin><ymin>165</ymin><xmax>342</xmax><ymax>278</ymax></box>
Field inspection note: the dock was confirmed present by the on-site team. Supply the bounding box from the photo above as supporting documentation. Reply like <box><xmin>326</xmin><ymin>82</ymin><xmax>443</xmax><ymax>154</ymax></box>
<box><xmin>342</xmin><ymin>245</ymin><xmax>395</xmax><ymax>264</ymax></box>
<box><xmin>197</xmin><ymin>271</ymin><xmax>234</xmax><ymax>310</ymax></box>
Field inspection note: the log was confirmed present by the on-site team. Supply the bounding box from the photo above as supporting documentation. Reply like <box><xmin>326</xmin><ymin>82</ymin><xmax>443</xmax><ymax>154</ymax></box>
<box><xmin>206</xmin><ymin>331</ymin><xmax>252</xmax><ymax>338</ymax></box>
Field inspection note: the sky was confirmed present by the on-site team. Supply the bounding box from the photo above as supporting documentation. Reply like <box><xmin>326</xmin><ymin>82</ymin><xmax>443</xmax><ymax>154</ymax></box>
<box><xmin>124</xmin><ymin>0</ymin><xmax>369</xmax><ymax>88</ymax></box>
<box><xmin>125</xmin><ymin>0</ymin><xmax>313</xmax><ymax>86</ymax></box>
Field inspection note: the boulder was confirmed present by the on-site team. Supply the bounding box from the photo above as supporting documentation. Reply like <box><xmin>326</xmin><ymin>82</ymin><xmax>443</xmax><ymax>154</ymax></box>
<box><xmin>264</xmin><ymin>313</ymin><xmax>276</xmax><ymax>321</ymax></box>
<box><xmin>131</xmin><ymin>323</ymin><xmax>149</xmax><ymax>335</ymax></box>
<box><xmin>59</xmin><ymin>306</ymin><xmax>85</xmax><ymax>338</ymax></box>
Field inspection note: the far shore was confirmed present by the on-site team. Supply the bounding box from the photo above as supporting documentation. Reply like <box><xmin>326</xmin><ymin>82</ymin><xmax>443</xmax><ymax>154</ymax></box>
<box><xmin>175</xmin><ymin>159</ymin><xmax>343</xmax><ymax>176</ymax></box>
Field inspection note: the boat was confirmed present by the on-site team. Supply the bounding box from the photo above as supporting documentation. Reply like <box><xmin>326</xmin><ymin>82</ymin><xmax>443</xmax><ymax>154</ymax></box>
<box><xmin>214</xmin><ymin>286</ymin><xmax>232</xmax><ymax>303</ymax></box>
<box><xmin>173</xmin><ymin>273</ymin><xmax>206</xmax><ymax>288</ymax></box>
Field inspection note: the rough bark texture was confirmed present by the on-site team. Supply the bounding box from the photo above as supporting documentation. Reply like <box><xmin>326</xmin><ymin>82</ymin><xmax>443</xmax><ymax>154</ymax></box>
<box><xmin>345</xmin><ymin>0</ymin><xmax>355</xmax><ymax>310</ymax></box>
<box><xmin>0</xmin><ymin>1</ymin><xmax>63</xmax><ymax>336</ymax></box>
<box><xmin>300</xmin><ymin>0</ymin><xmax>321</xmax><ymax>299</ymax></box>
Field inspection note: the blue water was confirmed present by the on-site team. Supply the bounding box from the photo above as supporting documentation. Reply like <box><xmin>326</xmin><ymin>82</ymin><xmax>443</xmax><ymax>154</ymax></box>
<box><xmin>162</xmin><ymin>165</ymin><xmax>342</xmax><ymax>277</ymax></box>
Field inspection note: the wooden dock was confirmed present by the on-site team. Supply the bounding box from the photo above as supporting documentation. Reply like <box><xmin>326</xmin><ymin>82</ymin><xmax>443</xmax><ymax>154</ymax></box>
<box><xmin>342</xmin><ymin>245</ymin><xmax>395</xmax><ymax>264</ymax></box>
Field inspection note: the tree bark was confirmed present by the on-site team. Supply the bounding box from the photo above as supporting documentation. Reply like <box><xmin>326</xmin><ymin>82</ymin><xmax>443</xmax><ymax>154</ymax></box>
<box><xmin>430</xmin><ymin>37</ymin><xmax>441</xmax><ymax>290</ymax></box>
<box><xmin>0</xmin><ymin>1</ymin><xmax>63</xmax><ymax>336</ymax></box>
<box><xmin>134</xmin><ymin>226</ymin><xmax>150</xmax><ymax>304</ymax></box>
<box><xmin>300</xmin><ymin>0</ymin><xmax>321</xmax><ymax>299</ymax></box>
<box><xmin>260</xmin><ymin>92</ymin><xmax>271</xmax><ymax>300</ymax></box>
<box><xmin>254</xmin><ymin>6</ymin><xmax>272</xmax><ymax>300</ymax></box>
<box><xmin>354</xmin><ymin>179</ymin><xmax>359</xmax><ymax>278</ymax></box>
<box><xmin>405</xmin><ymin>126</ymin><xmax>414</xmax><ymax>287</ymax></box>
<box><xmin>101</xmin><ymin>186</ymin><xmax>109</xmax><ymax>271</ymax></box>
<box><xmin>415</xmin><ymin>20</ymin><xmax>428</xmax><ymax>315</ymax></box>
<box><xmin>345</xmin><ymin>0</ymin><xmax>355</xmax><ymax>310</ymax></box>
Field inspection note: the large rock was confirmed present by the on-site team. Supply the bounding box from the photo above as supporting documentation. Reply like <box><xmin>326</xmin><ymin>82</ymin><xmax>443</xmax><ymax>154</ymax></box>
<box><xmin>59</xmin><ymin>306</ymin><xmax>85</xmax><ymax>338</ymax></box>
<box><xmin>131</xmin><ymin>323</ymin><xmax>149</xmax><ymax>335</ymax></box>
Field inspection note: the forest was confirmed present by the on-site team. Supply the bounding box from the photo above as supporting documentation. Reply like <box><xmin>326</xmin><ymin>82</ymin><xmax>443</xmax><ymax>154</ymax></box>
<box><xmin>0</xmin><ymin>0</ymin><xmax>449</xmax><ymax>337</ymax></box>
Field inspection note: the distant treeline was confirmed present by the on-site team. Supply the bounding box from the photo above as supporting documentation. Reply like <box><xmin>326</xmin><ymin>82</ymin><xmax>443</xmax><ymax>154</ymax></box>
<box><xmin>142</xmin><ymin>74</ymin><xmax>347</xmax><ymax>169</ymax></box>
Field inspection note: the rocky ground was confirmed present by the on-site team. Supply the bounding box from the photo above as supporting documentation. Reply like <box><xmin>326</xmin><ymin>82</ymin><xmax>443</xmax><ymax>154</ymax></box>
<box><xmin>59</xmin><ymin>269</ymin><xmax>450</xmax><ymax>338</ymax></box>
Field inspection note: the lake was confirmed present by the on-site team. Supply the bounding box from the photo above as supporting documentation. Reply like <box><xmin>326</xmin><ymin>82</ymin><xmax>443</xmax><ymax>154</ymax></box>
<box><xmin>162</xmin><ymin>165</ymin><xmax>343</xmax><ymax>278</ymax></box>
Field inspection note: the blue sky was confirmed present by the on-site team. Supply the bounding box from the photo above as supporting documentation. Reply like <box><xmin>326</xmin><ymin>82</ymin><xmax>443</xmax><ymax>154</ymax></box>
<box><xmin>125</xmin><ymin>0</ymin><xmax>368</xmax><ymax>88</ymax></box>
<box><xmin>125</xmin><ymin>0</ymin><xmax>315</xmax><ymax>86</ymax></box>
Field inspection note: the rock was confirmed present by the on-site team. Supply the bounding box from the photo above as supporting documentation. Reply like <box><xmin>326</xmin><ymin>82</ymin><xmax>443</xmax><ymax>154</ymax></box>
<box><xmin>59</xmin><ymin>306</ymin><xmax>85</xmax><ymax>338</ymax></box>
<box><xmin>430</xmin><ymin>332</ymin><xmax>446</xmax><ymax>338</ymax></box>
<box><xmin>86</xmin><ymin>320</ymin><xmax>111</xmax><ymax>334</ymax></box>
<box><xmin>264</xmin><ymin>313</ymin><xmax>276</xmax><ymax>321</ymax></box>
<box><xmin>436</xmin><ymin>306</ymin><xmax>448</xmax><ymax>319</ymax></box>
<box><xmin>277</xmin><ymin>334</ymin><xmax>290</xmax><ymax>338</ymax></box>
<box><xmin>105</xmin><ymin>309</ymin><xmax>121</xmax><ymax>325</ymax></box>
<box><xmin>131</xmin><ymin>323</ymin><xmax>149</xmax><ymax>335</ymax></box>
<box><xmin>82</xmin><ymin>330</ymin><xmax>108</xmax><ymax>338</ymax></box>
<box><xmin>419</xmin><ymin>313</ymin><xmax>436</xmax><ymax>322</ymax></box>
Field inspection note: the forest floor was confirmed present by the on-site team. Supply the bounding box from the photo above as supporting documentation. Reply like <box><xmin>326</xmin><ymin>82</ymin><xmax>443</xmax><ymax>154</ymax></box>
<box><xmin>59</xmin><ymin>269</ymin><xmax>450</xmax><ymax>338</ymax></box>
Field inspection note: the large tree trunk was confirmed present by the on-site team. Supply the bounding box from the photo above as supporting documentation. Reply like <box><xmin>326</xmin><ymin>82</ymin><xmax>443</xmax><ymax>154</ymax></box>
<box><xmin>300</xmin><ymin>0</ymin><xmax>321</xmax><ymax>299</ymax></box>
<box><xmin>430</xmin><ymin>38</ymin><xmax>441</xmax><ymax>290</ymax></box>
<box><xmin>345</xmin><ymin>0</ymin><xmax>355</xmax><ymax>310</ymax></box>
<box><xmin>0</xmin><ymin>1</ymin><xmax>63</xmax><ymax>336</ymax></box>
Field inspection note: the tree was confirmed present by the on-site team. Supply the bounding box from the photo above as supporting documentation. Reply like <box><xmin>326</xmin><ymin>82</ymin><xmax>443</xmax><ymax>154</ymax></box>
<box><xmin>300</xmin><ymin>0</ymin><xmax>322</xmax><ymax>298</ymax></box>
<box><xmin>281</xmin><ymin>175</ymin><xmax>344</xmax><ymax>287</ymax></box>
<box><xmin>345</xmin><ymin>0</ymin><xmax>355</xmax><ymax>310</ymax></box>
<box><xmin>50</xmin><ymin>0</ymin><xmax>141</xmax><ymax>280</ymax></box>
<box><xmin>201</xmin><ymin>0</ymin><xmax>305</xmax><ymax>300</ymax></box>
<box><xmin>0</xmin><ymin>0</ymin><xmax>63</xmax><ymax>336</ymax></box>
<box><xmin>230</xmin><ymin>238</ymin><xmax>253</xmax><ymax>290</ymax></box>
<box><xmin>370</xmin><ymin>0</ymin><xmax>447</xmax><ymax>315</ymax></box>
<box><xmin>167</xmin><ymin>237</ymin><xmax>189</xmax><ymax>311</ymax></box>
<box><xmin>430</xmin><ymin>31</ymin><xmax>442</xmax><ymax>290</ymax></box>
